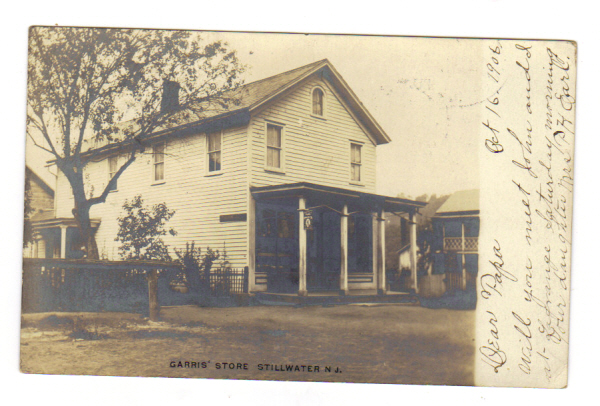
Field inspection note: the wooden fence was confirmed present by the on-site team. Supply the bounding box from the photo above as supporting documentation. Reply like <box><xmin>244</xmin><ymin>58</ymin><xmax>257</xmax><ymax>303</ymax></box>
<box><xmin>208</xmin><ymin>266</ymin><xmax>249</xmax><ymax>296</ymax></box>
<box><xmin>22</xmin><ymin>259</ymin><xmax>249</xmax><ymax>320</ymax></box>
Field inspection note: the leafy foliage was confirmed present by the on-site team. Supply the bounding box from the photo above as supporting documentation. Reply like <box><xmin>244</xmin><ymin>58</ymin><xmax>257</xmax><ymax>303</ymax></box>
<box><xmin>115</xmin><ymin>195</ymin><xmax>176</xmax><ymax>261</ymax></box>
<box><xmin>26</xmin><ymin>27</ymin><xmax>245</xmax><ymax>257</ymax></box>
<box><xmin>174</xmin><ymin>242</ymin><xmax>220</xmax><ymax>291</ymax></box>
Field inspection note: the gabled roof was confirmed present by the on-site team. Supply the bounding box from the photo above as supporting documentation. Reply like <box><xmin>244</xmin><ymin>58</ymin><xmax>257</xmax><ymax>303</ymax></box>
<box><xmin>26</xmin><ymin>165</ymin><xmax>55</xmax><ymax>195</ymax></box>
<box><xmin>177</xmin><ymin>59</ymin><xmax>390</xmax><ymax>144</ymax></box>
<box><xmin>76</xmin><ymin>59</ymin><xmax>390</xmax><ymax>161</ymax></box>
<box><xmin>434</xmin><ymin>189</ymin><xmax>479</xmax><ymax>217</ymax></box>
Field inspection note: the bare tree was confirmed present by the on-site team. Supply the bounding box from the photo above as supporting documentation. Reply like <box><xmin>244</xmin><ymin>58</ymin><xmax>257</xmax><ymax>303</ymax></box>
<box><xmin>26</xmin><ymin>27</ymin><xmax>245</xmax><ymax>258</ymax></box>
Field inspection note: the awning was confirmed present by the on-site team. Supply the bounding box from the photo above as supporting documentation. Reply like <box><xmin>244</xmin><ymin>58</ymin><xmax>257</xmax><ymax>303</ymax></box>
<box><xmin>250</xmin><ymin>182</ymin><xmax>426</xmax><ymax>213</ymax></box>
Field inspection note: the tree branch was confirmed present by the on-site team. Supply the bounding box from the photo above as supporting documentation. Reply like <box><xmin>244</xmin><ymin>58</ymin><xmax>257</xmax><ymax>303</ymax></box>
<box><xmin>87</xmin><ymin>147</ymin><xmax>139</xmax><ymax>207</ymax></box>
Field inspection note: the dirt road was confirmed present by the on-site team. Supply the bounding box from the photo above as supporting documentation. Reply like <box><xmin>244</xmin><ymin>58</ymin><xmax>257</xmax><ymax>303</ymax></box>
<box><xmin>20</xmin><ymin>304</ymin><xmax>474</xmax><ymax>385</ymax></box>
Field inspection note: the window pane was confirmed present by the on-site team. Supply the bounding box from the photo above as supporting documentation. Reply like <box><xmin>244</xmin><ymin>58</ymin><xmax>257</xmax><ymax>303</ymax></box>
<box><xmin>267</xmin><ymin>125</ymin><xmax>281</xmax><ymax>147</ymax></box>
<box><xmin>209</xmin><ymin>151</ymin><xmax>221</xmax><ymax>172</ymax></box>
<box><xmin>208</xmin><ymin>132</ymin><xmax>221</xmax><ymax>152</ymax></box>
<box><xmin>155</xmin><ymin>162</ymin><xmax>164</xmax><ymax>181</ymax></box>
<box><xmin>109</xmin><ymin>156</ymin><xmax>118</xmax><ymax>174</ymax></box>
<box><xmin>154</xmin><ymin>144</ymin><xmax>164</xmax><ymax>163</ymax></box>
<box><xmin>351</xmin><ymin>144</ymin><xmax>361</xmax><ymax>163</ymax></box>
<box><xmin>277</xmin><ymin>212</ymin><xmax>295</xmax><ymax>239</ymax></box>
<box><xmin>108</xmin><ymin>156</ymin><xmax>119</xmax><ymax>191</ymax></box>
<box><xmin>351</xmin><ymin>163</ymin><xmax>361</xmax><ymax>181</ymax></box>
<box><xmin>312</xmin><ymin>88</ymin><xmax>323</xmax><ymax>115</ymax></box>
<box><xmin>267</xmin><ymin>147</ymin><xmax>280</xmax><ymax>168</ymax></box>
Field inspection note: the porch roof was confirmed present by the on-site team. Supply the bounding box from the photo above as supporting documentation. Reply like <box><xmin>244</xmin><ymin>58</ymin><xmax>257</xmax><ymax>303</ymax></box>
<box><xmin>250</xmin><ymin>182</ymin><xmax>426</xmax><ymax>213</ymax></box>
<box><xmin>32</xmin><ymin>217</ymin><xmax>101</xmax><ymax>230</ymax></box>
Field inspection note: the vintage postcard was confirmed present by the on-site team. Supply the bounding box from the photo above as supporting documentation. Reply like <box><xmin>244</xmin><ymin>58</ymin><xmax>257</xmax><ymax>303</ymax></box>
<box><xmin>20</xmin><ymin>27</ymin><xmax>575</xmax><ymax>388</ymax></box>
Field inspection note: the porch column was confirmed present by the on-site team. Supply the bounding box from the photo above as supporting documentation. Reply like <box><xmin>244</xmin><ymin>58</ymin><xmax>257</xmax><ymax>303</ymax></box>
<box><xmin>298</xmin><ymin>196</ymin><xmax>308</xmax><ymax>296</ymax></box>
<box><xmin>377</xmin><ymin>209</ymin><xmax>386</xmax><ymax>295</ymax></box>
<box><xmin>340</xmin><ymin>204</ymin><xmax>349</xmax><ymax>295</ymax></box>
<box><xmin>59</xmin><ymin>225</ymin><xmax>68</xmax><ymax>259</ymax></box>
<box><xmin>247</xmin><ymin>192</ymin><xmax>256</xmax><ymax>293</ymax></box>
<box><xmin>461</xmin><ymin>222</ymin><xmax>467</xmax><ymax>290</ymax></box>
<box><xmin>409</xmin><ymin>210</ymin><xmax>418</xmax><ymax>293</ymax></box>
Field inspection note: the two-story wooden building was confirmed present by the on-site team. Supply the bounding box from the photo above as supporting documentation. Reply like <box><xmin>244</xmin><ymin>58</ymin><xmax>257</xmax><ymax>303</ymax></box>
<box><xmin>33</xmin><ymin>59</ymin><xmax>426</xmax><ymax>297</ymax></box>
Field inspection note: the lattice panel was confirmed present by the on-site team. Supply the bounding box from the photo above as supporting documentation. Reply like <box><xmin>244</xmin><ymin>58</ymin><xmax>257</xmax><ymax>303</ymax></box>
<box><xmin>444</xmin><ymin>237</ymin><xmax>478</xmax><ymax>252</ymax></box>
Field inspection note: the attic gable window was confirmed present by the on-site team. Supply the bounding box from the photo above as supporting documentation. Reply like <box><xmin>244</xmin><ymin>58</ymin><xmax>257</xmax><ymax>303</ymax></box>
<box><xmin>207</xmin><ymin>131</ymin><xmax>222</xmax><ymax>172</ymax></box>
<box><xmin>153</xmin><ymin>143</ymin><xmax>165</xmax><ymax>182</ymax></box>
<box><xmin>350</xmin><ymin>143</ymin><xmax>362</xmax><ymax>182</ymax></box>
<box><xmin>266</xmin><ymin>124</ymin><xmax>282</xmax><ymax>169</ymax></box>
<box><xmin>312</xmin><ymin>88</ymin><xmax>324</xmax><ymax>116</ymax></box>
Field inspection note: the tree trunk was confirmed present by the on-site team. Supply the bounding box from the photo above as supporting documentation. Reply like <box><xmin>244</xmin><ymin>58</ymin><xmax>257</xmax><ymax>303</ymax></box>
<box><xmin>73</xmin><ymin>196</ymin><xmax>99</xmax><ymax>259</ymax></box>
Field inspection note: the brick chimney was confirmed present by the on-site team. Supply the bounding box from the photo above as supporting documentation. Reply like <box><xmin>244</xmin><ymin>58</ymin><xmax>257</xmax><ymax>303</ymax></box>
<box><xmin>160</xmin><ymin>80</ymin><xmax>181</xmax><ymax>114</ymax></box>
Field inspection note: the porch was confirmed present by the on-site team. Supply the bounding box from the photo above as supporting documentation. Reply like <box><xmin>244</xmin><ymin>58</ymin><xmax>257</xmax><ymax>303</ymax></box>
<box><xmin>249</xmin><ymin>182</ymin><xmax>427</xmax><ymax>297</ymax></box>
<box><xmin>30</xmin><ymin>217</ymin><xmax>101</xmax><ymax>259</ymax></box>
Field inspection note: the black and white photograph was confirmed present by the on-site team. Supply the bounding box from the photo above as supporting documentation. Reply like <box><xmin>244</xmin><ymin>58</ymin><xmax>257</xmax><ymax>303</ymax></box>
<box><xmin>2</xmin><ymin>2</ymin><xmax>596</xmax><ymax>404</ymax></box>
<box><xmin>19</xmin><ymin>26</ymin><xmax>574</xmax><ymax>389</ymax></box>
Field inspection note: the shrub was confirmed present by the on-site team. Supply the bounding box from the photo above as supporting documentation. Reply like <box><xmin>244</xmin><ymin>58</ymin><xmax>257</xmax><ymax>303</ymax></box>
<box><xmin>115</xmin><ymin>195</ymin><xmax>176</xmax><ymax>261</ymax></box>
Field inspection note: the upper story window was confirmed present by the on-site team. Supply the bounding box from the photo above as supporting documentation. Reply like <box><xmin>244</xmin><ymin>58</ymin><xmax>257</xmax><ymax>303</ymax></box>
<box><xmin>153</xmin><ymin>143</ymin><xmax>165</xmax><ymax>182</ymax></box>
<box><xmin>266</xmin><ymin>124</ymin><xmax>283</xmax><ymax>169</ymax></box>
<box><xmin>350</xmin><ymin>143</ymin><xmax>362</xmax><ymax>182</ymax></box>
<box><xmin>207</xmin><ymin>131</ymin><xmax>222</xmax><ymax>172</ymax></box>
<box><xmin>312</xmin><ymin>88</ymin><xmax>324</xmax><ymax>116</ymax></box>
<box><xmin>108</xmin><ymin>155</ymin><xmax>119</xmax><ymax>191</ymax></box>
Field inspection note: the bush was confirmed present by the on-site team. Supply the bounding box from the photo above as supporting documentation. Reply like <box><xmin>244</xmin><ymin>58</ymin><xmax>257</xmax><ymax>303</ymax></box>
<box><xmin>115</xmin><ymin>195</ymin><xmax>176</xmax><ymax>261</ymax></box>
<box><xmin>174</xmin><ymin>242</ymin><xmax>220</xmax><ymax>302</ymax></box>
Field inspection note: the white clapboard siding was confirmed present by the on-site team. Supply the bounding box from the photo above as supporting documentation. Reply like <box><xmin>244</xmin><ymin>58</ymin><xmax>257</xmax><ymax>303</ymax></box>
<box><xmin>249</xmin><ymin>74</ymin><xmax>377</xmax><ymax>191</ymax></box>
<box><xmin>55</xmin><ymin>126</ymin><xmax>249</xmax><ymax>266</ymax></box>
<box><xmin>52</xmin><ymin>71</ymin><xmax>383</xmax><ymax>269</ymax></box>
<box><xmin>55</xmin><ymin>170</ymin><xmax>75</xmax><ymax>218</ymax></box>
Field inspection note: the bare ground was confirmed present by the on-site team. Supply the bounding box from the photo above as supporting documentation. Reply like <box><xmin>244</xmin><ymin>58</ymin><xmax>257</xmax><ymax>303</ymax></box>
<box><xmin>20</xmin><ymin>304</ymin><xmax>475</xmax><ymax>386</ymax></box>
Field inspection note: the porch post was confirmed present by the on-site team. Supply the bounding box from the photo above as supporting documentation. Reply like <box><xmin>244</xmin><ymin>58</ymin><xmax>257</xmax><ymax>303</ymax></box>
<box><xmin>298</xmin><ymin>196</ymin><xmax>308</xmax><ymax>296</ymax></box>
<box><xmin>461</xmin><ymin>222</ymin><xmax>466</xmax><ymax>290</ymax></box>
<box><xmin>409</xmin><ymin>210</ymin><xmax>418</xmax><ymax>293</ymax></box>
<box><xmin>372</xmin><ymin>214</ymin><xmax>378</xmax><ymax>286</ymax></box>
<box><xmin>33</xmin><ymin>237</ymin><xmax>39</xmax><ymax>258</ymax></box>
<box><xmin>340</xmin><ymin>204</ymin><xmax>349</xmax><ymax>295</ymax></box>
<box><xmin>247</xmin><ymin>192</ymin><xmax>256</xmax><ymax>293</ymax></box>
<box><xmin>59</xmin><ymin>225</ymin><xmax>68</xmax><ymax>259</ymax></box>
<box><xmin>377</xmin><ymin>208</ymin><xmax>386</xmax><ymax>295</ymax></box>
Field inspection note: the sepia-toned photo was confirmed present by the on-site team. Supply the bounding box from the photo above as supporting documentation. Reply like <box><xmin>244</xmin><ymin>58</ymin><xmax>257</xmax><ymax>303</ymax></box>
<box><xmin>20</xmin><ymin>27</ymin><xmax>575</xmax><ymax>388</ymax></box>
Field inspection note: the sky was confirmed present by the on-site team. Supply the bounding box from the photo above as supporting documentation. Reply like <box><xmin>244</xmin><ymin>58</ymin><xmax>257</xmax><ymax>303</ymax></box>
<box><xmin>27</xmin><ymin>31</ymin><xmax>484</xmax><ymax>199</ymax></box>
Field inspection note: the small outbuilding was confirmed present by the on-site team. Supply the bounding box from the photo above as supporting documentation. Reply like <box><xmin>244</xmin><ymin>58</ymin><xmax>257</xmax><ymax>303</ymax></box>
<box><xmin>421</xmin><ymin>189</ymin><xmax>479</xmax><ymax>298</ymax></box>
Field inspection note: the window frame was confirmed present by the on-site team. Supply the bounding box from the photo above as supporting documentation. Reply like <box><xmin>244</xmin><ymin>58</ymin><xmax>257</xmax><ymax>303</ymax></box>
<box><xmin>152</xmin><ymin>142</ymin><xmax>166</xmax><ymax>184</ymax></box>
<box><xmin>206</xmin><ymin>130</ymin><xmax>223</xmax><ymax>176</ymax></box>
<box><xmin>349</xmin><ymin>141</ymin><xmax>363</xmax><ymax>185</ymax></box>
<box><xmin>107</xmin><ymin>154</ymin><xmax>119</xmax><ymax>192</ymax></box>
<box><xmin>311</xmin><ymin>86</ymin><xmax>326</xmax><ymax>118</ymax></box>
<box><xmin>264</xmin><ymin>122</ymin><xmax>285</xmax><ymax>173</ymax></box>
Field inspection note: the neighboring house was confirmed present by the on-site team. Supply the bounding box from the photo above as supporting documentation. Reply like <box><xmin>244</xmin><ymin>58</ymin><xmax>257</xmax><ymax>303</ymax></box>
<box><xmin>24</xmin><ymin>165</ymin><xmax>56</xmax><ymax>258</ymax></box>
<box><xmin>424</xmin><ymin>189</ymin><xmax>479</xmax><ymax>297</ymax></box>
<box><xmin>31</xmin><ymin>59</ymin><xmax>426</xmax><ymax>296</ymax></box>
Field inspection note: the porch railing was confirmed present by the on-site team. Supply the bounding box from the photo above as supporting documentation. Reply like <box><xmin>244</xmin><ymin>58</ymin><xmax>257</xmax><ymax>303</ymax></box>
<box><xmin>443</xmin><ymin>237</ymin><xmax>478</xmax><ymax>252</ymax></box>
<box><xmin>207</xmin><ymin>267</ymin><xmax>249</xmax><ymax>296</ymax></box>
